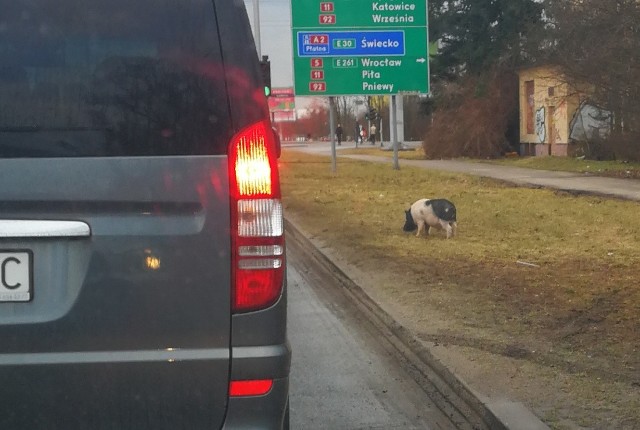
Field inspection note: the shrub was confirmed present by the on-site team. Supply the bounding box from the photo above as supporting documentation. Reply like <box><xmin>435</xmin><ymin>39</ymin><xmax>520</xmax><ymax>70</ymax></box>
<box><xmin>422</xmin><ymin>70</ymin><xmax>518</xmax><ymax>159</ymax></box>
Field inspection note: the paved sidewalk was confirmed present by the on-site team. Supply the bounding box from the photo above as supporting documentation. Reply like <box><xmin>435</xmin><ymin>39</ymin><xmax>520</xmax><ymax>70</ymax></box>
<box><xmin>284</xmin><ymin>141</ymin><xmax>640</xmax><ymax>202</ymax></box>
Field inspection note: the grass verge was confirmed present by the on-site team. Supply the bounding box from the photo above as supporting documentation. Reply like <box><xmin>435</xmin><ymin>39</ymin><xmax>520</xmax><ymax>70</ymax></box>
<box><xmin>341</xmin><ymin>146</ymin><xmax>427</xmax><ymax>160</ymax></box>
<box><xmin>342</xmin><ymin>145</ymin><xmax>640</xmax><ymax>178</ymax></box>
<box><xmin>482</xmin><ymin>156</ymin><xmax>640</xmax><ymax>179</ymax></box>
<box><xmin>280</xmin><ymin>149</ymin><xmax>640</xmax><ymax>429</ymax></box>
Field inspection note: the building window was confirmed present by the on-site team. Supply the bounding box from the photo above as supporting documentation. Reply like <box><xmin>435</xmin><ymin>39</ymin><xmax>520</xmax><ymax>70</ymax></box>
<box><xmin>548</xmin><ymin>87</ymin><xmax>555</xmax><ymax>97</ymax></box>
<box><xmin>526</xmin><ymin>80</ymin><xmax>535</xmax><ymax>134</ymax></box>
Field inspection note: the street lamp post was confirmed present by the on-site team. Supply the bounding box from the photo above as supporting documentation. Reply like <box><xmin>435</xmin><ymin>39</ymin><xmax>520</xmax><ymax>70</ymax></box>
<box><xmin>253</xmin><ymin>0</ymin><xmax>261</xmax><ymax>56</ymax></box>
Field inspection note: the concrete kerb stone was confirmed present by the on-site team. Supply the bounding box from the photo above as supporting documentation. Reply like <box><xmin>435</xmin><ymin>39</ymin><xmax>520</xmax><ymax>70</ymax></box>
<box><xmin>285</xmin><ymin>217</ymin><xmax>551</xmax><ymax>430</ymax></box>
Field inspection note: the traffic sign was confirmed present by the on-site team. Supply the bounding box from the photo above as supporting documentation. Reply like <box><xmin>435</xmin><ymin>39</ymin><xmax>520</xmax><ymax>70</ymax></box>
<box><xmin>268</xmin><ymin>88</ymin><xmax>296</xmax><ymax>111</ymax></box>
<box><xmin>297</xmin><ymin>31</ymin><xmax>406</xmax><ymax>57</ymax></box>
<box><xmin>292</xmin><ymin>1</ymin><xmax>427</xmax><ymax>28</ymax></box>
<box><xmin>291</xmin><ymin>0</ymin><xmax>429</xmax><ymax>96</ymax></box>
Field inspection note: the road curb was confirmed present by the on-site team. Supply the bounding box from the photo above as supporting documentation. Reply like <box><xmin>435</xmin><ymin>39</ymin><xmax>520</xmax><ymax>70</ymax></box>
<box><xmin>285</xmin><ymin>217</ymin><xmax>550</xmax><ymax>430</ymax></box>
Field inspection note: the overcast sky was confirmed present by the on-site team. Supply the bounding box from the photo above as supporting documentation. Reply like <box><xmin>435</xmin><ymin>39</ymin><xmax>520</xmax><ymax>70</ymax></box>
<box><xmin>243</xmin><ymin>0</ymin><xmax>294</xmax><ymax>89</ymax></box>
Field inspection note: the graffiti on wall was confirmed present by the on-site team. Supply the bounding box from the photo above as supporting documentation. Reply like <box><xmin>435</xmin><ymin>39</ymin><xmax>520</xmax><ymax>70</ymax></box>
<box><xmin>535</xmin><ymin>106</ymin><xmax>546</xmax><ymax>143</ymax></box>
<box><xmin>552</xmin><ymin>100</ymin><xmax>567</xmax><ymax>144</ymax></box>
<box><xmin>569</xmin><ymin>102</ymin><xmax>612</xmax><ymax>142</ymax></box>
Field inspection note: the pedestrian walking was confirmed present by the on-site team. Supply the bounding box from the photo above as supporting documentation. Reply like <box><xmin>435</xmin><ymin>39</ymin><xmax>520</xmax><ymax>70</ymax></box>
<box><xmin>336</xmin><ymin>124</ymin><xmax>343</xmax><ymax>146</ymax></box>
<box><xmin>369</xmin><ymin>124</ymin><xmax>377</xmax><ymax>146</ymax></box>
<box><xmin>354</xmin><ymin>122</ymin><xmax>361</xmax><ymax>144</ymax></box>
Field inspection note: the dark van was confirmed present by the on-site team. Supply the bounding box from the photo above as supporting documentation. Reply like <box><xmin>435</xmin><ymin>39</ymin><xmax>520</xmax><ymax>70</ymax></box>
<box><xmin>0</xmin><ymin>0</ymin><xmax>290</xmax><ymax>428</ymax></box>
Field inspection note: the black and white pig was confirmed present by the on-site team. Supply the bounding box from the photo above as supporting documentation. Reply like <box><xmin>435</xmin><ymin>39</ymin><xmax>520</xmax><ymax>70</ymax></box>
<box><xmin>403</xmin><ymin>198</ymin><xmax>458</xmax><ymax>239</ymax></box>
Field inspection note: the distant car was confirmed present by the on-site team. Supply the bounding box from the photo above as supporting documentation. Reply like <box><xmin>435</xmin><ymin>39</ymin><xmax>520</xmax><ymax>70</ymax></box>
<box><xmin>0</xmin><ymin>1</ymin><xmax>290</xmax><ymax>428</ymax></box>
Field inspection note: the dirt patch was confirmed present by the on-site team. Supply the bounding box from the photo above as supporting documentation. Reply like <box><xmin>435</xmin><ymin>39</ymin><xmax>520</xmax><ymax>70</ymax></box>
<box><xmin>281</xmin><ymin>150</ymin><xmax>640</xmax><ymax>429</ymax></box>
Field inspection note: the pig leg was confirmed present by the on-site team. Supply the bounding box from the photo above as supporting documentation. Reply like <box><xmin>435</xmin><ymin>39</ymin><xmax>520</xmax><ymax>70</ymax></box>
<box><xmin>445</xmin><ymin>224</ymin><xmax>453</xmax><ymax>239</ymax></box>
<box><xmin>439</xmin><ymin>219</ymin><xmax>453</xmax><ymax>239</ymax></box>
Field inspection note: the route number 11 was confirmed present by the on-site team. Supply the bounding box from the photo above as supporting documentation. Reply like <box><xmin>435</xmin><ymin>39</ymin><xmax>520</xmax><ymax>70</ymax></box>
<box><xmin>320</xmin><ymin>2</ymin><xmax>334</xmax><ymax>12</ymax></box>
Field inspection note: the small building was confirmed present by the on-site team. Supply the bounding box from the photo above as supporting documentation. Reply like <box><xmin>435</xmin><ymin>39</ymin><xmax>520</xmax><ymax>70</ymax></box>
<box><xmin>518</xmin><ymin>65</ymin><xmax>582</xmax><ymax>157</ymax></box>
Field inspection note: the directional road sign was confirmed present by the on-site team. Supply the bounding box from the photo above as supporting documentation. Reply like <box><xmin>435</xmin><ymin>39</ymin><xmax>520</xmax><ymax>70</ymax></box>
<box><xmin>291</xmin><ymin>0</ymin><xmax>429</xmax><ymax>96</ymax></box>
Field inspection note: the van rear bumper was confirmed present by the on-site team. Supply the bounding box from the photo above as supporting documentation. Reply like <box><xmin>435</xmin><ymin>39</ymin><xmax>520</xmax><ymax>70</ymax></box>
<box><xmin>223</xmin><ymin>342</ymin><xmax>291</xmax><ymax>429</ymax></box>
<box><xmin>222</xmin><ymin>377</ymin><xmax>289</xmax><ymax>429</ymax></box>
<box><xmin>0</xmin><ymin>355</ymin><xmax>232</xmax><ymax>429</ymax></box>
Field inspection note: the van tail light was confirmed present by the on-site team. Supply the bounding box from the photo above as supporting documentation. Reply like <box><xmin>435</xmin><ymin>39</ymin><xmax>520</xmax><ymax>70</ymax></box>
<box><xmin>229</xmin><ymin>379</ymin><xmax>274</xmax><ymax>397</ymax></box>
<box><xmin>229</xmin><ymin>120</ymin><xmax>285</xmax><ymax>313</ymax></box>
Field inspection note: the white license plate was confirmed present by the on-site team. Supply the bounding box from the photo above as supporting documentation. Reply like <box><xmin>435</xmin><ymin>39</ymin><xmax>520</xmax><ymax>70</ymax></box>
<box><xmin>0</xmin><ymin>251</ymin><xmax>33</xmax><ymax>302</ymax></box>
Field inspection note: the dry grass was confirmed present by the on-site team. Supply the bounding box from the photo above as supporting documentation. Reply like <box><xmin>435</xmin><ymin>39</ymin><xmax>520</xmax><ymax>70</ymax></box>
<box><xmin>280</xmin><ymin>149</ymin><xmax>640</xmax><ymax>428</ymax></box>
<box><xmin>343</xmin><ymin>148</ymin><xmax>640</xmax><ymax>178</ymax></box>
<box><xmin>481</xmin><ymin>156</ymin><xmax>640</xmax><ymax>179</ymax></box>
<box><xmin>340</xmin><ymin>146</ymin><xmax>427</xmax><ymax>160</ymax></box>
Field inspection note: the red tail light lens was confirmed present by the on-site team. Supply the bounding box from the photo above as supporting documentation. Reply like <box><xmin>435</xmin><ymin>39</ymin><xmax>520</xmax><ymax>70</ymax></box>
<box><xmin>229</xmin><ymin>121</ymin><xmax>280</xmax><ymax>200</ymax></box>
<box><xmin>229</xmin><ymin>379</ymin><xmax>274</xmax><ymax>397</ymax></box>
<box><xmin>229</xmin><ymin>121</ymin><xmax>285</xmax><ymax>313</ymax></box>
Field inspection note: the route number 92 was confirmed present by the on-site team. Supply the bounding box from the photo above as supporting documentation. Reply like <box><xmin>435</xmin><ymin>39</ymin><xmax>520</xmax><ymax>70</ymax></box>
<box><xmin>309</xmin><ymin>82</ymin><xmax>327</xmax><ymax>92</ymax></box>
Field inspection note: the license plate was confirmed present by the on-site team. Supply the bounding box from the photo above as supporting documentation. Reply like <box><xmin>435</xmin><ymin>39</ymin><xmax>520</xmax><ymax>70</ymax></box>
<box><xmin>0</xmin><ymin>251</ymin><xmax>33</xmax><ymax>302</ymax></box>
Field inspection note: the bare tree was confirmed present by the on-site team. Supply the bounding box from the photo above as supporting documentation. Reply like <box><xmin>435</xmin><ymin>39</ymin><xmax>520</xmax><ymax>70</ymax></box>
<box><xmin>546</xmin><ymin>0</ymin><xmax>640</xmax><ymax>159</ymax></box>
<box><xmin>404</xmin><ymin>95</ymin><xmax>430</xmax><ymax>141</ymax></box>
<box><xmin>332</xmin><ymin>97</ymin><xmax>350</xmax><ymax>127</ymax></box>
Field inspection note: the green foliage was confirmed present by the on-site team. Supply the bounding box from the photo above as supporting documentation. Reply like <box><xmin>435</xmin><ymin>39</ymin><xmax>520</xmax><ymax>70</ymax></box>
<box><xmin>430</xmin><ymin>0</ymin><xmax>544</xmax><ymax>79</ymax></box>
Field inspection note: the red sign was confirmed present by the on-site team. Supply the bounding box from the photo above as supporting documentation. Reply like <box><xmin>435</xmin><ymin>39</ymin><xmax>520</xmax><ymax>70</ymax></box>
<box><xmin>311</xmin><ymin>58</ymin><xmax>324</xmax><ymax>68</ymax></box>
<box><xmin>271</xmin><ymin>88</ymin><xmax>294</xmax><ymax>98</ymax></box>
<box><xmin>309</xmin><ymin>82</ymin><xmax>326</xmax><ymax>92</ymax></box>
<box><xmin>307</xmin><ymin>34</ymin><xmax>328</xmax><ymax>44</ymax></box>
<box><xmin>273</xmin><ymin>111</ymin><xmax>296</xmax><ymax>122</ymax></box>
<box><xmin>268</xmin><ymin>87</ymin><xmax>295</xmax><ymax>111</ymax></box>
<box><xmin>320</xmin><ymin>2</ymin><xmax>334</xmax><ymax>12</ymax></box>
<box><xmin>319</xmin><ymin>15</ymin><xmax>336</xmax><ymax>25</ymax></box>
<box><xmin>310</xmin><ymin>70</ymin><xmax>325</xmax><ymax>80</ymax></box>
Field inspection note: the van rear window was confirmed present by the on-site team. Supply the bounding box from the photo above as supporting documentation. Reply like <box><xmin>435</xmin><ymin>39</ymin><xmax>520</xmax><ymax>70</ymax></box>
<box><xmin>0</xmin><ymin>0</ymin><xmax>230</xmax><ymax>157</ymax></box>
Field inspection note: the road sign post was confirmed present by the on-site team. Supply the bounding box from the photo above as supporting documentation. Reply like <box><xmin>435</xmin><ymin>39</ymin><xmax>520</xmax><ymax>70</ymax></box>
<box><xmin>291</xmin><ymin>0</ymin><xmax>429</xmax><ymax>96</ymax></box>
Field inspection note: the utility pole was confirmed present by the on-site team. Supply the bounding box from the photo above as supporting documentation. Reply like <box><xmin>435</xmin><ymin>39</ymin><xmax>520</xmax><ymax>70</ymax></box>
<box><xmin>253</xmin><ymin>0</ymin><xmax>261</xmax><ymax>56</ymax></box>
<box><xmin>391</xmin><ymin>95</ymin><xmax>399</xmax><ymax>170</ymax></box>
<box><xmin>329</xmin><ymin>97</ymin><xmax>337</xmax><ymax>174</ymax></box>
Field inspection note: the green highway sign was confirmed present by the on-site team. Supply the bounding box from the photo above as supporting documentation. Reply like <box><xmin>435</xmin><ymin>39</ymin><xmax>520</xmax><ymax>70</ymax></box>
<box><xmin>291</xmin><ymin>0</ymin><xmax>429</xmax><ymax>96</ymax></box>
<box><xmin>292</xmin><ymin>1</ymin><xmax>427</xmax><ymax>28</ymax></box>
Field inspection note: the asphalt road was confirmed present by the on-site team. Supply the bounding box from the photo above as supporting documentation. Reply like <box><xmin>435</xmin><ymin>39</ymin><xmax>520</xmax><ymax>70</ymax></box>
<box><xmin>287</xmin><ymin>239</ymin><xmax>464</xmax><ymax>430</ymax></box>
